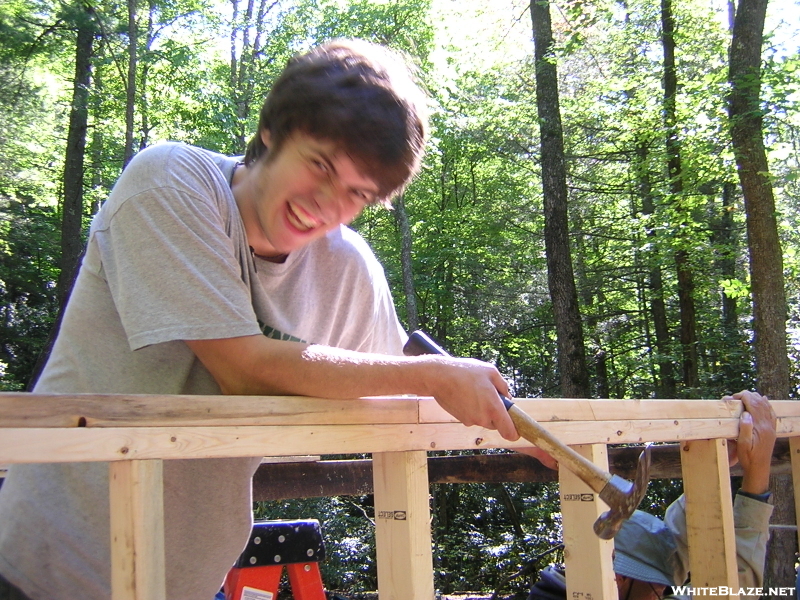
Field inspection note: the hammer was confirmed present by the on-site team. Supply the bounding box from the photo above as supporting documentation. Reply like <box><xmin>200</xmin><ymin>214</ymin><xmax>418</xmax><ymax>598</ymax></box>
<box><xmin>403</xmin><ymin>330</ymin><xmax>651</xmax><ymax>539</ymax></box>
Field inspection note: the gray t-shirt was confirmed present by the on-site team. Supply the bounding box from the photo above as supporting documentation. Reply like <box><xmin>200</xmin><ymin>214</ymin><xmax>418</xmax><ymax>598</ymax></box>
<box><xmin>0</xmin><ymin>142</ymin><xmax>406</xmax><ymax>600</ymax></box>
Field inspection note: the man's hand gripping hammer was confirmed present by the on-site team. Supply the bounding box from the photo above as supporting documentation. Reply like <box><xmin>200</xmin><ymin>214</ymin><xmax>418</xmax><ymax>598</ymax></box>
<box><xmin>403</xmin><ymin>330</ymin><xmax>651</xmax><ymax>539</ymax></box>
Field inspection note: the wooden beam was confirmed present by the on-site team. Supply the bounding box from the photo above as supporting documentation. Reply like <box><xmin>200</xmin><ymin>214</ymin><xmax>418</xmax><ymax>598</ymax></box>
<box><xmin>680</xmin><ymin>439</ymin><xmax>738</xmax><ymax>598</ymax></box>
<box><xmin>2</xmin><ymin>394</ymin><xmax>799</xmax><ymax>429</ymax></box>
<box><xmin>419</xmin><ymin>397</ymin><xmax>800</xmax><ymax>424</ymax></box>
<box><xmin>250</xmin><ymin>441</ymin><xmax>792</xmax><ymax>501</ymax></box>
<box><xmin>560</xmin><ymin>445</ymin><xmax>616</xmax><ymax>600</ymax></box>
<box><xmin>255</xmin><ymin>458</ymin><xmax>375</xmax><ymax>499</ymax></box>
<box><xmin>109</xmin><ymin>460</ymin><xmax>165</xmax><ymax>600</ymax></box>
<box><xmin>0</xmin><ymin>394</ymin><xmax>419</xmax><ymax>428</ymax></box>
<box><xmin>3</xmin><ymin>416</ymin><xmax>799</xmax><ymax>464</ymax></box>
<box><xmin>373</xmin><ymin>451</ymin><xmax>434</xmax><ymax>600</ymax></box>
<box><xmin>3</xmin><ymin>443</ymin><xmax>786</xmax><ymax>497</ymax></box>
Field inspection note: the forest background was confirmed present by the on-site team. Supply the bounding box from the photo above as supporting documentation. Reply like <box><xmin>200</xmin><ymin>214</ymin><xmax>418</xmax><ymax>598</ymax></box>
<box><xmin>0</xmin><ymin>0</ymin><xmax>798</xmax><ymax>597</ymax></box>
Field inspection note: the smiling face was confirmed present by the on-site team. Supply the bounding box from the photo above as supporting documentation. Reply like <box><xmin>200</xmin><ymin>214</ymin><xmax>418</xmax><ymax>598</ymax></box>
<box><xmin>233</xmin><ymin>130</ymin><xmax>380</xmax><ymax>259</ymax></box>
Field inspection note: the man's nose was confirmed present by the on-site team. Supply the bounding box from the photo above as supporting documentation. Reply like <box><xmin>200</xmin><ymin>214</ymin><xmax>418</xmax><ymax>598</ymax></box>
<box><xmin>315</xmin><ymin>179</ymin><xmax>348</xmax><ymax>215</ymax></box>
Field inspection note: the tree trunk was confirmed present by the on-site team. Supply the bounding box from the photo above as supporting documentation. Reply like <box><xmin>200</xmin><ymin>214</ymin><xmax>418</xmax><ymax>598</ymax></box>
<box><xmin>636</xmin><ymin>140</ymin><xmax>676</xmax><ymax>398</ymax></box>
<box><xmin>90</xmin><ymin>63</ymin><xmax>104</xmax><ymax>217</ymax></box>
<box><xmin>622</xmin><ymin>0</ymin><xmax>675</xmax><ymax>398</ymax></box>
<box><xmin>595</xmin><ymin>350</ymin><xmax>610</xmax><ymax>399</ymax></box>
<box><xmin>529</xmin><ymin>0</ymin><xmax>590</xmax><ymax>399</ymax></box>
<box><xmin>138</xmin><ymin>0</ymin><xmax>157</xmax><ymax>151</ymax></box>
<box><xmin>57</xmin><ymin>2</ymin><xmax>94</xmax><ymax>303</ymax></box>
<box><xmin>728</xmin><ymin>0</ymin><xmax>794</xmax><ymax>588</ymax></box>
<box><xmin>572</xmin><ymin>211</ymin><xmax>605</xmax><ymax>396</ymax></box>
<box><xmin>661</xmin><ymin>0</ymin><xmax>699</xmax><ymax>393</ymax></box>
<box><xmin>394</xmin><ymin>194</ymin><xmax>419</xmax><ymax>332</ymax></box>
<box><xmin>123</xmin><ymin>0</ymin><xmax>138</xmax><ymax>167</ymax></box>
<box><xmin>714</xmin><ymin>181</ymin><xmax>748</xmax><ymax>389</ymax></box>
<box><xmin>32</xmin><ymin>1</ymin><xmax>95</xmax><ymax>388</ymax></box>
<box><xmin>229</xmin><ymin>0</ymin><xmax>273</xmax><ymax>152</ymax></box>
<box><xmin>230</xmin><ymin>0</ymin><xmax>239</xmax><ymax>92</ymax></box>
<box><xmin>718</xmin><ymin>182</ymin><xmax>739</xmax><ymax>334</ymax></box>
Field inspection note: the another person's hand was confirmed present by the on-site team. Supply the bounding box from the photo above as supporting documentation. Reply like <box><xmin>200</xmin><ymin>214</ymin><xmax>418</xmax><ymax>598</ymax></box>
<box><xmin>724</xmin><ymin>390</ymin><xmax>777</xmax><ymax>495</ymax></box>
<box><xmin>516</xmin><ymin>445</ymin><xmax>559</xmax><ymax>470</ymax></box>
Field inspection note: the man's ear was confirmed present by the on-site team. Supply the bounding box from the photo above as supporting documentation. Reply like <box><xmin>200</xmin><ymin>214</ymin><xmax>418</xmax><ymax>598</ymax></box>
<box><xmin>260</xmin><ymin>129</ymin><xmax>271</xmax><ymax>148</ymax></box>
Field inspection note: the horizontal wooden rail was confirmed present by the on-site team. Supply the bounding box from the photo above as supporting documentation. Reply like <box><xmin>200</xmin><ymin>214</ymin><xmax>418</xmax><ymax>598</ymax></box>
<box><xmin>1</xmin><ymin>393</ymin><xmax>798</xmax><ymax>600</ymax></box>
<box><xmin>250</xmin><ymin>440</ymin><xmax>795</xmax><ymax>500</ymax></box>
<box><xmin>4</xmin><ymin>394</ymin><xmax>800</xmax><ymax>428</ymax></box>
<box><xmin>1</xmin><ymin>395</ymin><xmax>798</xmax><ymax>463</ymax></box>
<box><xmin>4</xmin><ymin>440</ymin><xmax>793</xmax><ymax>497</ymax></box>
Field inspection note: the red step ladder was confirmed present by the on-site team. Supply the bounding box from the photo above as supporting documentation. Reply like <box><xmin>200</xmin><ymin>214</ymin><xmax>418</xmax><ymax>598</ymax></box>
<box><xmin>224</xmin><ymin>519</ymin><xmax>327</xmax><ymax>600</ymax></box>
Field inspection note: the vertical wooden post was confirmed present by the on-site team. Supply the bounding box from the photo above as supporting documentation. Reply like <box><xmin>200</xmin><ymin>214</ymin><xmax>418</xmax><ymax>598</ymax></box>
<box><xmin>372</xmin><ymin>450</ymin><xmax>434</xmax><ymax>600</ymax></box>
<box><xmin>109</xmin><ymin>459</ymin><xmax>166</xmax><ymax>600</ymax></box>
<box><xmin>680</xmin><ymin>439</ymin><xmax>738</xmax><ymax>599</ymax></box>
<box><xmin>559</xmin><ymin>444</ymin><xmax>616</xmax><ymax>600</ymax></box>
<box><xmin>791</xmin><ymin>437</ymin><xmax>800</xmax><ymax>551</ymax></box>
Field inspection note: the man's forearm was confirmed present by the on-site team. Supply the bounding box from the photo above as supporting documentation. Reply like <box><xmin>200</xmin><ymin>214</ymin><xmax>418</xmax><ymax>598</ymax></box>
<box><xmin>185</xmin><ymin>334</ymin><xmax>520</xmax><ymax>440</ymax></box>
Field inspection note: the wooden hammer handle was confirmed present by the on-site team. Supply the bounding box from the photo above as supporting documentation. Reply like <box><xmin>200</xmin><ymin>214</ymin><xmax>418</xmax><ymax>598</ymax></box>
<box><xmin>403</xmin><ymin>330</ymin><xmax>612</xmax><ymax>493</ymax></box>
<box><xmin>506</xmin><ymin>404</ymin><xmax>610</xmax><ymax>492</ymax></box>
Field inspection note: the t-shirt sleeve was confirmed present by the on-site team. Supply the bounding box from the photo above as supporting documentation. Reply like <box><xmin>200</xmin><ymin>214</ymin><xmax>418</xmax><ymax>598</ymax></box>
<box><xmin>90</xmin><ymin>150</ymin><xmax>261</xmax><ymax>351</ymax></box>
<box><xmin>352</xmin><ymin>245</ymin><xmax>408</xmax><ymax>356</ymax></box>
<box><xmin>363</xmin><ymin>272</ymin><xmax>408</xmax><ymax>356</ymax></box>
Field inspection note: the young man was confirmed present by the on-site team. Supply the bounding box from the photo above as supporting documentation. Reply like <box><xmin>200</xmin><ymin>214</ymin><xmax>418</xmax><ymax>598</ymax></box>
<box><xmin>526</xmin><ymin>391</ymin><xmax>776</xmax><ymax>600</ymax></box>
<box><xmin>0</xmin><ymin>40</ymin><xmax>521</xmax><ymax>600</ymax></box>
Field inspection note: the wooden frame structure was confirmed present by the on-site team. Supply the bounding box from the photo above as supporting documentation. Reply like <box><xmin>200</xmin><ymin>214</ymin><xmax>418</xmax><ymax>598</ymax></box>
<box><xmin>1</xmin><ymin>393</ymin><xmax>799</xmax><ymax>600</ymax></box>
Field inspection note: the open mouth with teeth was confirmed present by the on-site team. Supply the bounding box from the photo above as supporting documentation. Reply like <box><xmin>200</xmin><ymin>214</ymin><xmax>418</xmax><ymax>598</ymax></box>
<box><xmin>286</xmin><ymin>201</ymin><xmax>321</xmax><ymax>232</ymax></box>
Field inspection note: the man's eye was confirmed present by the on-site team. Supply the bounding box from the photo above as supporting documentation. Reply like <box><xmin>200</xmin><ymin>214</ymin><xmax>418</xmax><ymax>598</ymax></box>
<box><xmin>352</xmin><ymin>190</ymin><xmax>375</xmax><ymax>205</ymax></box>
<box><xmin>312</xmin><ymin>159</ymin><xmax>328</xmax><ymax>173</ymax></box>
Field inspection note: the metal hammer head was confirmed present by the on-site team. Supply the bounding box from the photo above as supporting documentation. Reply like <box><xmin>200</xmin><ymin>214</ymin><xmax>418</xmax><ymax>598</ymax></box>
<box><xmin>593</xmin><ymin>444</ymin><xmax>652</xmax><ymax>539</ymax></box>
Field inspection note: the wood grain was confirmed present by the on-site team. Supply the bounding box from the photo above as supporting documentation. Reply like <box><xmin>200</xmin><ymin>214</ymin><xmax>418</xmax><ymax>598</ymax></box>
<box><xmin>109</xmin><ymin>460</ymin><xmax>165</xmax><ymax>600</ymax></box>
<box><xmin>680</xmin><ymin>439</ymin><xmax>738</xmax><ymax>597</ymax></box>
<box><xmin>560</xmin><ymin>445</ymin><xmax>616</xmax><ymax>600</ymax></box>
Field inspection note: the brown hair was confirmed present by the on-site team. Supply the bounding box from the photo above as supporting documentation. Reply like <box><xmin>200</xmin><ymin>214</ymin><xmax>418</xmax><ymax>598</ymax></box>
<box><xmin>244</xmin><ymin>39</ymin><xmax>428</xmax><ymax>202</ymax></box>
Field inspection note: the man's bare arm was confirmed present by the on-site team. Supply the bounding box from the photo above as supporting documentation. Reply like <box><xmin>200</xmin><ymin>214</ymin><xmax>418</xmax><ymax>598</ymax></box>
<box><xmin>185</xmin><ymin>335</ymin><xmax>520</xmax><ymax>441</ymax></box>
